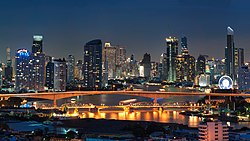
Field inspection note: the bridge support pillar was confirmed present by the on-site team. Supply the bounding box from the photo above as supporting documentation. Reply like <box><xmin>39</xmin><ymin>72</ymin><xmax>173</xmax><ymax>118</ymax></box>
<box><xmin>153</xmin><ymin>98</ymin><xmax>158</xmax><ymax>105</ymax></box>
<box><xmin>53</xmin><ymin>99</ymin><xmax>57</xmax><ymax>108</ymax></box>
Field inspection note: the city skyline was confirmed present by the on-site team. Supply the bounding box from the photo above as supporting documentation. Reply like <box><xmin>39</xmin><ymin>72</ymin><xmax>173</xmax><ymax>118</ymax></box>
<box><xmin>0</xmin><ymin>0</ymin><xmax>250</xmax><ymax>62</ymax></box>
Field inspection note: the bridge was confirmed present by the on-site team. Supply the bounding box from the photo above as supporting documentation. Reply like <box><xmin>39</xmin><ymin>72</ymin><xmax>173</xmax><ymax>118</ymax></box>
<box><xmin>0</xmin><ymin>91</ymin><xmax>249</xmax><ymax>107</ymax></box>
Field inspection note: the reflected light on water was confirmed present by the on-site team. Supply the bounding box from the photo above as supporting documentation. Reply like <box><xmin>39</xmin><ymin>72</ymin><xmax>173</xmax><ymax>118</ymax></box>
<box><xmin>80</xmin><ymin>110</ymin><xmax>202</xmax><ymax>128</ymax></box>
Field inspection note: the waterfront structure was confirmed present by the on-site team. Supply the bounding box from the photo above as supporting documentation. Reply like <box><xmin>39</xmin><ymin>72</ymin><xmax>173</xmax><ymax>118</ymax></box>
<box><xmin>196</xmin><ymin>55</ymin><xmax>206</xmax><ymax>75</ymax></box>
<box><xmin>46</xmin><ymin>58</ymin><xmax>67</xmax><ymax>91</ymax></box>
<box><xmin>139</xmin><ymin>53</ymin><xmax>151</xmax><ymax>78</ymax></box>
<box><xmin>225</xmin><ymin>27</ymin><xmax>235</xmax><ymax>82</ymax></box>
<box><xmin>32</xmin><ymin>35</ymin><xmax>43</xmax><ymax>54</ymax></box>
<box><xmin>15</xmin><ymin>49</ymin><xmax>32</xmax><ymax>91</ymax></box>
<box><xmin>66</xmin><ymin>55</ymin><xmax>75</xmax><ymax>83</ymax></box>
<box><xmin>199</xmin><ymin>120</ymin><xmax>229</xmax><ymax>141</ymax></box>
<box><xmin>5</xmin><ymin>47</ymin><xmax>13</xmax><ymax>82</ymax></box>
<box><xmin>238</xmin><ymin>66</ymin><xmax>250</xmax><ymax>91</ymax></box>
<box><xmin>103</xmin><ymin>42</ymin><xmax>117</xmax><ymax>78</ymax></box>
<box><xmin>83</xmin><ymin>39</ymin><xmax>103</xmax><ymax>89</ymax></box>
<box><xmin>166</xmin><ymin>36</ymin><xmax>178</xmax><ymax>82</ymax></box>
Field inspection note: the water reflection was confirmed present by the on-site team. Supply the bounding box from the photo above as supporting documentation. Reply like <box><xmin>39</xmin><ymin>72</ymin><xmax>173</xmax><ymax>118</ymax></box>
<box><xmin>78</xmin><ymin>110</ymin><xmax>202</xmax><ymax>127</ymax></box>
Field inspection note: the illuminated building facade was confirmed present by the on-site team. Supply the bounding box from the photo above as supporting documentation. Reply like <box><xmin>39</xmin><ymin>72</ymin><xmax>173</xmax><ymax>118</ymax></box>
<box><xmin>199</xmin><ymin>120</ymin><xmax>229</xmax><ymax>141</ymax></box>
<box><xmin>196</xmin><ymin>55</ymin><xmax>206</xmax><ymax>75</ymax></box>
<box><xmin>176</xmin><ymin>37</ymin><xmax>195</xmax><ymax>82</ymax></box>
<box><xmin>32</xmin><ymin>35</ymin><xmax>43</xmax><ymax>54</ymax></box>
<box><xmin>166</xmin><ymin>36</ymin><xmax>178</xmax><ymax>82</ymax></box>
<box><xmin>103</xmin><ymin>42</ymin><xmax>117</xmax><ymax>78</ymax></box>
<box><xmin>225</xmin><ymin>27</ymin><xmax>235</xmax><ymax>81</ymax></box>
<box><xmin>5</xmin><ymin>47</ymin><xmax>13</xmax><ymax>82</ymax></box>
<box><xmin>116</xmin><ymin>47</ymin><xmax>127</xmax><ymax>78</ymax></box>
<box><xmin>159</xmin><ymin>53</ymin><xmax>167</xmax><ymax>80</ymax></box>
<box><xmin>15</xmin><ymin>49</ymin><xmax>32</xmax><ymax>91</ymax></box>
<box><xmin>46</xmin><ymin>58</ymin><xmax>67</xmax><ymax>91</ymax></box>
<box><xmin>83</xmin><ymin>39</ymin><xmax>102</xmax><ymax>89</ymax></box>
<box><xmin>238</xmin><ymin>66</ymin><xmax>250</xmax><ymax>91</ymax></box>
<box><xmin>74</xmin><ymin>60</ymin><xmax>83</xmax><ymax>80</ymax></box>
<box><xmin>139</xmin><ymin>53</ymin><xmax>151</xmax><ymax>78</ymax></box>
<box><xmin>66</xmin><ymin>55</ymin><xmax>75</xmax><ymax>83</ymax></box>
<box><xmin>30</xmin><ymin>53</ymin><xmax>45</xmax><ymax>91</ymax></box>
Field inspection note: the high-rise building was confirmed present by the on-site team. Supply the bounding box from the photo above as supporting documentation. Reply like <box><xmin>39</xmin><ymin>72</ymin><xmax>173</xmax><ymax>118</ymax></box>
<box><xmin>238</xmin><ymin>66</ymin><xmax>250</xmax><ymax>91</ymax></box>
<box><xmin>15</xmin><ymin>49</ymin><xmax>32</xmax><ymax>91</ymax></box>
<box><xmin>30</xmin><ymin>53</ymin><xmax>45</xmax><ymax>91</ymax></box>
<box><xmin>234</xmin><ymin>48</ymin><xmax>244</xmax><ymax>71</ymax></box>
<box><xmin>5</xmin><ymin>48</ymin><xmax>13</xmax><ymax>82</ymax></box>
<box><xmin>166</xmin><ymin>36</ymin><xmax>178</xmax><ymax>82</ymax></box>
<box><xmin>225</xmin><ymin>27</ymin><xmax>235</xmax><ymax>81</ymax></box>
<box><xmin>31</xmin><ymin>35</ymin><xmax>46</xmax><ymax>91</ymax></box>
<box><xmin>139</xmin><ymin>53</ymin><xmax>151</xmax><ymax>78</ymax></box>
<box><xmin>181</xmin><ymin>36</ymin><xmax>188</xmax><ymax>53</ymax></box>
<box><xmin>103</xmin><ymin>42</ymin><xmax>117</xmax><ymax>78</ymax></box>
<box><xmin>83</xmin><ymin>39</ymin><xmax>103</xmax><ymax>89</ymax></box>
<box><xmin>175</xmin><ymin>37</ymin><xmax>195</xmax><ymax>82</ymax></box>
<box><xmin>45</xmin><ymin>62</ymin><xmax>54</xmax><ymax>90</ymax></box>
<box><xmin>199</xmin><ymin>120</ymin><xmax>229</xmax><ymax>141</ymax></box>
<box><xmin>159</xmin><ymin>53</ymin><xmax>167</xmax><ymax>80</ymax></box>
<box><xmin>74</xmin><ymin>60</ymin><xmax>83</xmax><ymax>80</ymax></box>
<box><xmin>116</xmin><ymin>47</ymin><xmax>127</xmax><ymax>78</ymax></box>
<box><xmin>66</xmin><ymin>55</ymin><xmax>75</xmax><ymax>83</ymax></box>
<box><xmin>45</xmin><ymin>58</ymin><xmax>67</xmax><ymax>91</ymax></box>
<box><xmin>32</xmin><ymin>35</ymin><xmax>43</xmax><ymax>54</ymax></box>
<box><xmin>196</xmin><ymin>55</ymin><xmax>206</xmax><ymax>75</ymax></box>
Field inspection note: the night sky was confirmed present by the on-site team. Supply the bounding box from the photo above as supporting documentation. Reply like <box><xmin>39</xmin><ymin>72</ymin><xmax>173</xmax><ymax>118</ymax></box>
<box><xmin>0</xmin><ymin>0</ymin><xmax>250</xmax><ymax>62</ymax></box>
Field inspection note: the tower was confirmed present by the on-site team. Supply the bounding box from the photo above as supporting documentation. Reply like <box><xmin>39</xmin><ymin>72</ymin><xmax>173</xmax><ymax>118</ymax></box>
<box><xmin>103</xmin><ymin>42</ymin><xmax>117</xmax><ymax>78</ymax></box>
<box><xmin>66</xmin><ymin>55</ymin><xmax>75</xmax><ymax>83</ymax></box>
<box><xmin>15</xmin><ymin>49</ymin><xmax>32</xmax><ymax>91</ymax></box>
<box><xmin>32</xmin><ymin>35</ymin><xmax>43</xmax><ymax>54</ymax></box>
<box><xmin>197</xmin><ymin>55</ymin><xmax>206</xmax><ymax>75</ymax></box>
<box><xmin>83</xmin><ymin>39</ymin><xmax>103</xmax><ymax>89</ymax></box>
<box><xmin>5</xmin><ymin>48</ymin><xmax>13</xmax><ymax>82</ymax></box>
<box><xmin>225</xmin><ymin>27</ymin><xmax>235</xmax><ymax>81</ymax></box>
<box><xmin>166</xmin><ymin>36</ymin><xmax>178</xmax><ymax>82</ymax></box>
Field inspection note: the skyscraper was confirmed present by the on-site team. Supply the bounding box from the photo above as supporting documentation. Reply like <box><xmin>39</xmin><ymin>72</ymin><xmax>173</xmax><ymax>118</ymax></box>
<box><xmin>159</xmin><ymin>53</ymin><xmax>167</xmax><ymax>80</ymax></box>
<box><xmin>196</xmin><ymin>55</ymin><xmax>206</xmax><ymax>75</ymax></box>
<box><xmin>66</xmin><ymin>55</ymin><xmax>75</xmax><ymax>83</ymax></box>
<box><xmin>225</xmin><ymin>27</ymin><xmax>235</xmax><ymax>81</ymax></box>
<box><xmin>30</xmin><ymin>53</ymin><xmax>45</xmax><ymax>91</ymax></box>
<box><xmin>166</xmin><ymin>36</ymin><xmax>178</xmax><ymax>82</ymax></box>
<box><xmin>139</xmin><ymin>53</ymin><xmax>151</xmax><ymax>78</ymax></box>
<box><xmin>5</xmin><ymin>48</ymin><xmax>13</xmax><ymax>82</ymax></box>
<box><xmin>45</xmin><ymin>58</ymin><xmax>67</xmax><ymax>91</ymax></box>
<box><xmin>15</xmin><ymin>49</ymin><xmax>32</xmax><ymax>91</ymax></box>
<box><xmin>32</xmin><ymin>35</ymin><xmax>43</xmax><ymax>54</ymax></box>
<box><xmin>116</xmin><ymin>47</ymin><xmax>126</xmax><ymax>78</ymax></box>
<box><xmin>103</xmin><ymin>42</ymin><xmax>117</xmax><ymax>78</ymax></box>
<box><xmin>83</xmin><ymin>39</ymin><xmax>103</xmax><ymax>89</ymax></box>
<box><xmin>74</xmin><ymin>60</ymin><xmax>83</xmax><ymax>80</ymax></box>
<box><xmin>176</xmin><ymin>37</ymin><xmax>195</xmax><ymax>82</ymax></box>
<box><xmin>31</xmin><ymin>35</ymin><xmax>46</xmax><ymax>91</ymax></box>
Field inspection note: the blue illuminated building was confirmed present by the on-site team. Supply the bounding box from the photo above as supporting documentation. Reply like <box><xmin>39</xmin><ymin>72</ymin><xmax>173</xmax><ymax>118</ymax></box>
<box><xmin>15</xmin><ymin>49</ymin><xmax>32</xmax><ymax>91</ymax></box>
